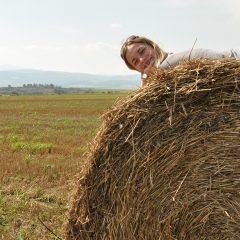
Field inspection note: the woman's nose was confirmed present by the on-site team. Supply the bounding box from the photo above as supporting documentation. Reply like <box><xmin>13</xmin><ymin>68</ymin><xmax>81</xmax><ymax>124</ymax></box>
<box><xmin>139</xmin><ymin>57</ymin><xmax>148</xmax><ymax>68</ymax></box>
<box><xmin>139</xmin><ymin>57</ymin><xmax>146</xmax><ymax>67</ymax></box>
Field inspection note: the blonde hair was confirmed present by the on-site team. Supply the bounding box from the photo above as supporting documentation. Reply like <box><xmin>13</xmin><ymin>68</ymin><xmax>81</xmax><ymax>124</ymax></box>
<box><xmin>120</xmin><ymin>35</ymin><xmax>167</xmax><ymax>71</ymax></box>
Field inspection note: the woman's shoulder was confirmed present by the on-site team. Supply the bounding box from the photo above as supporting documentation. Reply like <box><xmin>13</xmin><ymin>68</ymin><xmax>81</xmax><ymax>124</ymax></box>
<box><xmin>160</xmin><ymin>49</ymin><xmax>234</xmax><ymax>69</ymax></box>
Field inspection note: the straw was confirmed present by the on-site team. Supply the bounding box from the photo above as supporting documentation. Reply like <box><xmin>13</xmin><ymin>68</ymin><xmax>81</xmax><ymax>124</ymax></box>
<box><xmin>65</xmin><ymin>58</ymin><xmax>240</xmax><ymax>240</ymax></box>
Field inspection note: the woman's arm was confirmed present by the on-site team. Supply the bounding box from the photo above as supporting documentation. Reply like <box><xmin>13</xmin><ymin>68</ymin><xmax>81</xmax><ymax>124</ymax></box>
<box><xmin>160</xmin><ymin>49</ymin><xmax>238</xmax><ymax>69</ymax></box>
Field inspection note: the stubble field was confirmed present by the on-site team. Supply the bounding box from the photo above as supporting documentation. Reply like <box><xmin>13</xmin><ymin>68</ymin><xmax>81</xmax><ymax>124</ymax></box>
<box><xmin>0</xmin><ymin>92</ymin><xmax>128</xmax><ymax>239</ymax></box>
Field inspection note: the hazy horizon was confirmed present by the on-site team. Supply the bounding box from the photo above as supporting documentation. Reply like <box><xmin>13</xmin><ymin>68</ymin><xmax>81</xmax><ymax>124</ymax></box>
<box><xmin>0</xmin><ymin>0</ymin><xmax>239</xmax><ymax>75</ymax></box>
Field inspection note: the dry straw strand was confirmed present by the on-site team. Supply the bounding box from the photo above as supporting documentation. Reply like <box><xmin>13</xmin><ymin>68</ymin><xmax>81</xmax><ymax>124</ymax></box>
<box><xmin>65</xmin><ymin>58</ymin><xmax>240</xmax><ymax>240</ymax></box>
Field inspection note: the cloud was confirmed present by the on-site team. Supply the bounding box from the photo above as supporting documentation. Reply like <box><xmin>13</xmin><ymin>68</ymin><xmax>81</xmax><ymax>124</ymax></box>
<box><xmin>110</xmin><ymin>23</ymin><xmax>123</xmax><ymax>28</ymax></box>
<box><xmin>162</xmin><ymin>0</ymin><xmax>198</xmax><ymax>7</ymax></box>
<box><xmin>53</xmin><ymin>26</ymin><xmax>85</xmax><ymax>39</ymax></box>
<box><xmin>86</xmin><ymin>42</ymin><xmax>117</xmax><ymax>50</ymax></box>
<box><xmin>225</xmin><ymin>0</ymin><xmax>240</xmax><ymax>21</ymax></box>
<box><xmin>163</xmin><ymin>0</ymin><xmax>240</xmax><ymax>13</ymax></box>
<box><xmin>6</xmin><ymin>41</ymin><xmax>122</xmax><ymax>74</ymax></box>
<box><xmin>24</xmin><ymin>45</ymin><xmax>39</xmax><ymax>50</ymax></box>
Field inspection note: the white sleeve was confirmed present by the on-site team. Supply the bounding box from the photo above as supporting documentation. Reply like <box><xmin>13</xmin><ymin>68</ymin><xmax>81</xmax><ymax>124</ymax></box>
<box><xmin>161</xmin><ymin>49</ymin><xmax>237</xmax><ymax>69</ymax></box>
<box><xmin>230</xmin><ymin>49</ymin><xmax>240</xmax><ymax>60</ymax></box>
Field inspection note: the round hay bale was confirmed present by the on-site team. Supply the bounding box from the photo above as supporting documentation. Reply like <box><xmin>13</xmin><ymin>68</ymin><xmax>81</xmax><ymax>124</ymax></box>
<box><xmin>65</xmin><ymin>58</ymin><xmax>240</xmax><ymax>240</ymax></box>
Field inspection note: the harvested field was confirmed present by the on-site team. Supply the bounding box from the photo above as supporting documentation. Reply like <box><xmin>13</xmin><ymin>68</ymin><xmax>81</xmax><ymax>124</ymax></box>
<box><xmin>65</xmin><ymin>58</ymin><xmax>240</xmax><ymax>240</ymax></box>
<box><xmin>0</xmin><ymin>93</ymin><xmax>128</xmax><ymax>239</ymax></box>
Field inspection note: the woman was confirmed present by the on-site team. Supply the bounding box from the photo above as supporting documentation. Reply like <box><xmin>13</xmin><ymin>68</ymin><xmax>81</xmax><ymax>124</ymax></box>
<box><xmin>120</xmin><ymin>35</ymin><xmax>240</xmax><ymax>86</ymax></box>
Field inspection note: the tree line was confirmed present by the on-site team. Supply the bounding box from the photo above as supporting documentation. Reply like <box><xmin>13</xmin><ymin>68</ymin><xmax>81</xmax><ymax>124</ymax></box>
<box><xmin>7</xmin><ymin>83</ymin><xmax>61</xmax><ymax>88</ymax></box>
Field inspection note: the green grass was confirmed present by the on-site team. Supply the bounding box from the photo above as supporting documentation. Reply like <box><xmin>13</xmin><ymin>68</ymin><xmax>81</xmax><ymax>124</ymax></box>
<box><xmin>0</xmin><ymin>92</ymin><xmax>129</xmax><ymax>239</ymax></box>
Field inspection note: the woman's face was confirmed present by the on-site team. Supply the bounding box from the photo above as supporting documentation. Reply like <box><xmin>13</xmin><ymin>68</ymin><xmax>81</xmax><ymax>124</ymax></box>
<box><xmin>125</xmin><ymin>43</ymin><xmax>156</xmax><ymax>73</ymax></box>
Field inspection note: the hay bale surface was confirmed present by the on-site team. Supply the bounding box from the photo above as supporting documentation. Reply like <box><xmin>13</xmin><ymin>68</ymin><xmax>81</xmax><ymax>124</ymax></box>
<box><xmin>65</xmin><ymin>58</ymin><xmax>240</xmax><ymax>240</ymax></box>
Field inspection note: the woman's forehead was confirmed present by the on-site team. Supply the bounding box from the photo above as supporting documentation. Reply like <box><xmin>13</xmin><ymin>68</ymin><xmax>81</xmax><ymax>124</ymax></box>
<box><xmin>128</xmin><ymin>42</ymin><xmax>146</xmax><ymax>50</ymax></box>
<box><xmin>126</xmin><ymin>43</ymin><xmax>146</xmax><ymax>56</ymax></box>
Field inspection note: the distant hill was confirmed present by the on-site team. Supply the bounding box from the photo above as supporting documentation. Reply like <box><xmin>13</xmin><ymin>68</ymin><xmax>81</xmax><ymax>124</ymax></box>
<box><xmin>0</xmin><ymin>69</ymin><xmax>140</xmax><ymax>90</ymax></box>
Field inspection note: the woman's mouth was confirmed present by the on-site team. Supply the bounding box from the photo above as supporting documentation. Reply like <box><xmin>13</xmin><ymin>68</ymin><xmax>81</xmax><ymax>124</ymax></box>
<box><xmin>143</xmin><ymin>59</ymin><xmax>155</xmax><ymax>70</ymax></box>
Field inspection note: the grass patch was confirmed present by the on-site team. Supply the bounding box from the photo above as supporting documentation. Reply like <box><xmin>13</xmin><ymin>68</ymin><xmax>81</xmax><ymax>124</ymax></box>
<box><xmin>0</xmin><ymin>92</ymin><xmax>129</xmax><ymax>239</ymax></box>
<box><xmin>13</xmin><ymin>142</ymin><xmax>55</xmax><ymax>153</ymax></box>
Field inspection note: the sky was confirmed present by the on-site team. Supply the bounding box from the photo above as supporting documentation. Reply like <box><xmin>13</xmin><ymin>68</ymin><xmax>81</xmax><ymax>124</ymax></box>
<box><xmin>0</xmin><ymin>0</ymin><xmax>239</xmax><ymax>75</ymax></box>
